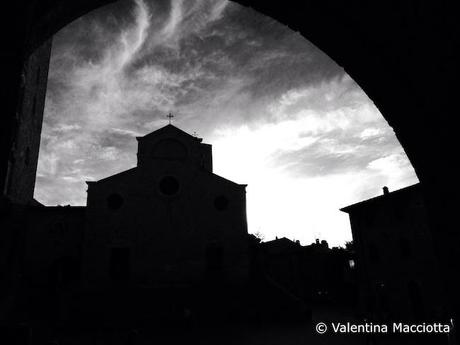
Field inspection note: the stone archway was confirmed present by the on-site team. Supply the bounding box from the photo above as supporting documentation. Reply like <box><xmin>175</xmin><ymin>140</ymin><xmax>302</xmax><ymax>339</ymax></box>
<box><xmin>1</xmin><ymin>0</ymin><xmax>458</xmax><ymax>325</ymax></box>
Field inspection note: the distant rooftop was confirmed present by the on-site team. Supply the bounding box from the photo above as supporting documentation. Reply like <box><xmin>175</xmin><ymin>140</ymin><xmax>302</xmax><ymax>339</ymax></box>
<box><xmin>340</xmin><ymin>183</ymin><xmax>420</xmax><ymax>213</ymax></box>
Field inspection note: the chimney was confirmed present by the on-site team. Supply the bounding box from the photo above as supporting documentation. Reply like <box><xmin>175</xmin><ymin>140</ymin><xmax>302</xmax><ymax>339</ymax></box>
<box><xmin>383</xmin><ymin>186</ymin><xmax>389</xmax><ymax>195</ymax></box>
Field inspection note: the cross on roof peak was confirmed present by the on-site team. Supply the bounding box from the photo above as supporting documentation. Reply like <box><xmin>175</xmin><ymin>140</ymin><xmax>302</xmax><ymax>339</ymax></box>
<box><xmin>166</xmin><ymin>112</ymin><xmax>174</xmax><ymax>124</ymax></box>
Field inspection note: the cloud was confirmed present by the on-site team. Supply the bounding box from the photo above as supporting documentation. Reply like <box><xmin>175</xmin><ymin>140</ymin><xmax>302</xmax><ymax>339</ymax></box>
<box><xmin>209</xmin><ymin>73</ymin><xmax>418</xmax><ymax>245</ymax></box>
<box><xmin>40</xmin><ymin>0</ymin><xmax>235</xmax><ymax>205</ymax></box>
<box><xmin>246</xmin><ymin>75</ymin><xmax>405</xmax><ymax>180</ymax></box>
<box><xmin>35</xmin><ymin>0</ymin><xmax>418</xmax><ymax>246</ymax></box>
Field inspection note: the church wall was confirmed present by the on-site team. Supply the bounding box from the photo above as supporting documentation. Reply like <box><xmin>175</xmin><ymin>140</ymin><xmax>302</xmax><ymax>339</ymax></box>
<box><xmin>82</xmin><ymin>162</ymin><xmax>249</xmax><ymax>287</ymax></box>
<box><xmin>23</xmin><ymin>206</ymin><xmax>85</xmax><ymax>288</ymax></box>
<box><xmin>199</xmin><ymin>143</ymin><xmax>212</xmax><ymax>172</ymax></box>
<box><xmin>190</xmin><ymin>172</ymin><xmax>249</xmax><ymax>283</ymax></box>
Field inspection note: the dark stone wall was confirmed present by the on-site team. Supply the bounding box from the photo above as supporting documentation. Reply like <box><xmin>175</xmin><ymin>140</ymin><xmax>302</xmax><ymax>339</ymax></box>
<box><xmin>4</xmin><ymin>39</ymin><xmax>52</xmax><ymax>204</ymax></box>
<box><xmin>0</xmin><ymin>203</ymin><xmax>84</xmax><ymax>321</ymax></box>
<box><xmin>0</xmin><ymin>202</ymin><xmax>29</xmax><ymax>319</ymax></box>
<box><xmin>345</xmin><ymin>185</ymin><xmax>444</xmax><ymax>320</ymax></box>
<box><xmin>23</xmin><ymin>206</ymin><xmax>85</xmax><ymax>288</ymax></box>
<box><xmin>0</xmin><ymin>0</ymin><xmax>117</xmax><ymax>204</ymax></box>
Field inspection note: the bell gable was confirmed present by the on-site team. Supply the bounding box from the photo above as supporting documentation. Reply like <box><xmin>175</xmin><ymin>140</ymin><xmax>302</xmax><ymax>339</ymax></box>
<box><xmin>136</xmin><ymin>124</ymin><xmax>212</xmax><ymax>171</ymax></box>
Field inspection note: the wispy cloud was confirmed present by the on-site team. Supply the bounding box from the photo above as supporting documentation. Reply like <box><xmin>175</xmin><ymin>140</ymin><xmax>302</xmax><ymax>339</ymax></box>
<box><xmin>36</xmin><ymin>0</ymin><xmax>418</xmax><ymax>246</ymax></box>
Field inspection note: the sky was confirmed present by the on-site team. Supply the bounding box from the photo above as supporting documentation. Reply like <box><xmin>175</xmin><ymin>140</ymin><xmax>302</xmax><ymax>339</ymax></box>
<box><xmin>35</xmin><ymin>0</ymin><xmax>419</xmax><ymax>247</ymax></box>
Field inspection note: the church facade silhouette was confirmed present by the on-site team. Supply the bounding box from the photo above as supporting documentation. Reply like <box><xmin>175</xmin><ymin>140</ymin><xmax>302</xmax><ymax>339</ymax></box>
<box><xmin>82</xmin><ymin>124</ymin><xmax>249</xmax><ymax>286</ymax></box>
<box><xmin>11</xmin><ymin>124</ymin><xmax>253</xmax><ymax>323</ymax></box>
<box><xmin>4</xmin><ymin>124</ymin><xmax>310</xmax><ymax>327</ymax></box>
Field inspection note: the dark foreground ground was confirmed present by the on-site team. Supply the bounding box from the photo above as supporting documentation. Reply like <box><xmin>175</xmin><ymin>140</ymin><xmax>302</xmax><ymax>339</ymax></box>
<box><xmin>11</xmin><ymin>305</ymin><xmax>451</xmax><ymax>345</ymax></box>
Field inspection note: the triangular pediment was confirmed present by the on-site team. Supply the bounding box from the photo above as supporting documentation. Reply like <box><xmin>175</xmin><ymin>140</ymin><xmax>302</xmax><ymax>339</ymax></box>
<box><xmin>137</xmin><ymin>124</ymin><xmax>202</xmax><ymax>143</ymax></box>
<box><xmin>135</xmin><ymin>124</ymin><xmax>212</xmax><ymax>171</ymax></box>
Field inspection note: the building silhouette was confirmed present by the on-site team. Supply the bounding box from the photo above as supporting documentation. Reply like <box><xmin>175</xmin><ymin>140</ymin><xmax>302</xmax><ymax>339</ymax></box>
<box><xmin>12</xmin><ymin>124</ymin><xmax>253</xmax><ymax>323</ymax></box>
<box><xmin>2</xmin><ymin>39</ymin><xmax>51</xmax><ymax>205</ymax></box>
<box><xmin>2</xmin><ymin>3</ymin><xmax>460</xmax><ymax>344</ymax></box>
<box><xmin>255</xmin><ymin>237</ymin><xmax>356</xmax><ymax>308</ymax></box>
<box><xmin>82</xmin><ymin>124</ymin><xmax>249</xmax><ymax>286</ymax></box>
<box><xmin>259</xmin><ymin>237</ymin><xmax>307</xmax><ymax>300</ymax></box>
<box><xmin>4</xmin><ymin>124</ymin><xmax>313</xmax><ymax>334</ymax></box>
<box><xmin>341</xmin><ymin>183</ymin><xmax>446</xmax><ymax>322</ymax></box>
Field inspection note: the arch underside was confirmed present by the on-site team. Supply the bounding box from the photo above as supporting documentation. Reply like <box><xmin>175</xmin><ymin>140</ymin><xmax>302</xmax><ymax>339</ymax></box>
<box><xmin>1</xmin><ymin>0</ymin><xmax>459</xmax><ymax>321</ymax></box>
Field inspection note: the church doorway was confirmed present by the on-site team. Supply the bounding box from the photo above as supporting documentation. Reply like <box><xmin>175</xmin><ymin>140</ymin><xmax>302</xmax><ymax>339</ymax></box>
<box><xmin>205</xmin><ymin>243</ymin><xmax>224</xmax><ymax>280</ymax></box>
<box><xmin>48</xmin><ymin>256</ymin><xmax>80</xmax><ymax>290</ymax></box>
<box><xmin>109</xmin><ymin>247</ymin><xmax>131</xmax><ymax>281</ymax></box>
